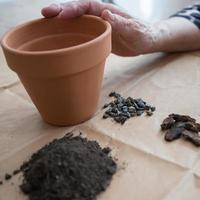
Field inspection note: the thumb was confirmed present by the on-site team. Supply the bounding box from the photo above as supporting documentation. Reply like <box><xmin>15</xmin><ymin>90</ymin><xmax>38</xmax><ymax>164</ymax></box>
<box><xmin>101</xmin><ymin>9</ymin><xmax>128</xmax><ymax>32</ymax></box>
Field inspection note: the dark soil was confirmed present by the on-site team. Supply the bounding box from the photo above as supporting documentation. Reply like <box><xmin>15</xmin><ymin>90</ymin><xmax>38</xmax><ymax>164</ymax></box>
<box><xmin>13</xmin><ymin>169</ymin><xmax>20</xmax><ymax>175</ymax></box>
<box><xmin>0</xmin><ymin>169</ymin><xmax>20</xmax><ymax>185</ymax></box>
<box><xmin>161</xmin><ymin>114</ymin><xmax>200</xmax><ymax>146</ymax></box>
<box><xmin>5</xmin><ymin>173</ymin><xmax>12</xmax><ymax>180</ymax></box>
<box><xmin>19</xmin><ymin>133</ymin><xmax>117</xmax><ymax>200</ymax></box>
<box><xmin>102</xmin><ymin>92</ymin><xmax>156</xmax><ymax>124</ymax></box>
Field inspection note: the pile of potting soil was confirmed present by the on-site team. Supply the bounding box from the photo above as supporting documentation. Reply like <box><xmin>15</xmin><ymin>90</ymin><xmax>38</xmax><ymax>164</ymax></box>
<box><xmin>19</xmin><ymin>133</ymin><xmax>117</xmax><ymax>200</ymax></box>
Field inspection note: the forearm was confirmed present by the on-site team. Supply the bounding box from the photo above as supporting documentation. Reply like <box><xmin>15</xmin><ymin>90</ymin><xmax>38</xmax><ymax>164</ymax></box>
<box><xmin>41</xmin><ymin>1</ymin><xmax>200</xmax><ymax>56</ymax></box>
<box><xmin>151</xmin><ymin>17</ymin><xmax>200</xmax><ymax>53</ymax></box>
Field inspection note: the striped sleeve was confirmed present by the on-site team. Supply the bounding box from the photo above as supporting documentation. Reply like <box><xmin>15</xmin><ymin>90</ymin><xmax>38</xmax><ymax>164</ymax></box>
<box><xmin>171</xmin><ymin>4</ymin><xmax>200</xmax><ymax>29</ymax></box>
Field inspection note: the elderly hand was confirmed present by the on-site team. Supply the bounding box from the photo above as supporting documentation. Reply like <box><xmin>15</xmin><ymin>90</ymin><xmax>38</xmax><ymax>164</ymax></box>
<box><xmin>41</xmin><ymin>0</ymin><xmax>155</xmax><ymax>57</ymax></box>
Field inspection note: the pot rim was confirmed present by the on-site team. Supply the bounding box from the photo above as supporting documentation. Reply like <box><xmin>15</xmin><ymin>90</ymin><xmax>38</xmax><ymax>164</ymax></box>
<box><xmin>1</xmin><ymin>15</ymin><xmax>111</xmax><ymax>56</ymax></box>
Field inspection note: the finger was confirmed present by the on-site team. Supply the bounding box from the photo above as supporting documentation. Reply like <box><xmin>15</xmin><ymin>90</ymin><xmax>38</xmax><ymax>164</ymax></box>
<box><xmin>41</xmin><ymin>4</ymin><xmax>62</xmax><ymax>18</ymax></box>
<box><xmin>104</xmin><ymin>5</ymin><xmax>132</xmax><ymax>19</ymax></box>
<box><xmin>101</xmin><ymin>9</ymin><xmax>134</xmax><ymax>56</ymax></box>
<box><xmin>57</xmin><ymin>0</ymin><xmax>132</xmax><ymax>19</ymax></box>
<box><xmin>85</xmin><ymin>0</ymin><xmax>132</xmax><ymax>18</ymax></box>
<box><xmin>58</xmin><ymin>0</ymin><xmax>90</xmax><ymax>19</ymax></box>
<box><xmin>101</xmin><ymin>9</ymin><xmax>129</xmax><ymax>33</ymax></box>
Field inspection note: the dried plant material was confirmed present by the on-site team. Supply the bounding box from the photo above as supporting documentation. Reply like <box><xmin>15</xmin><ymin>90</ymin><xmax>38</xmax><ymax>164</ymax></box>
<box><xmin>161</xmin><ymin>114</ymin><xmax>200</xmax><ymax>147</ymax></box>
<box><xmin>161</xmin><ymin>116</ymin><xmax>175</xmax><ymax>130</ymax></box>
<box><xmin>169</xmin><ymin>114</ymin><xmax>196</xmax><ymax>123</ymax></box>
<box><xmin>182</xmin><ymin>130</ymin><xmax>200</xmax><ymax>147</ymax></box>
<box><xmin>165</xmin><ymin>127</ymin><xmax>184</xmax><ymax>141</ymax></box>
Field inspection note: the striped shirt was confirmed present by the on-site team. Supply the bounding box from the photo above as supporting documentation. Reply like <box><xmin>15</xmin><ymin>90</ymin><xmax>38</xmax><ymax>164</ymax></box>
<box><xmin>172</xmin><ymin>4</ymin><xmax>200</xmax><ymax>29</ymax></box>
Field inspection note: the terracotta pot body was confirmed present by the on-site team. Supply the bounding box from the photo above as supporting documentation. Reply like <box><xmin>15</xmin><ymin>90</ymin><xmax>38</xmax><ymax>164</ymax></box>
<box><xmin>1</xmin><ymin>15</ymin><xmax>111</xmax><ymax>126</ymax></box>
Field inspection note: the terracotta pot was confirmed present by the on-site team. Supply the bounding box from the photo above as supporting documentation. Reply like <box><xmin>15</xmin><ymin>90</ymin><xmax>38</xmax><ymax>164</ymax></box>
<box><xmin>1</xmin><ymin>15</ymin><xmax>111</xmax><ymax>126</ymax></box>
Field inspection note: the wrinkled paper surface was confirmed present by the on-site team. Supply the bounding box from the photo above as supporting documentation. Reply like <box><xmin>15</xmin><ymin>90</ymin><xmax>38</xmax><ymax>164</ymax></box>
<box><xmin>1</xmin><ymin>46</ymin><xmax>200</xmax><ymax>200</ymax></box>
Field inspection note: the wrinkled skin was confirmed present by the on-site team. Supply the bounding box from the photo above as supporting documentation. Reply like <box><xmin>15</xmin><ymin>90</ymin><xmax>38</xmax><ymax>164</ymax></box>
<box><xmin>41</xmin><ymin>0</ymin><xmax>155</xmax><ymax>57</ymax></box>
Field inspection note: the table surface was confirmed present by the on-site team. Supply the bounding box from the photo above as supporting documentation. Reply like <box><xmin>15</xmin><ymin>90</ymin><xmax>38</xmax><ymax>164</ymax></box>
<box><xmin>1</xmin><ymin>1</ymin><xmax>200</xmax><ymax>200</ymax></box>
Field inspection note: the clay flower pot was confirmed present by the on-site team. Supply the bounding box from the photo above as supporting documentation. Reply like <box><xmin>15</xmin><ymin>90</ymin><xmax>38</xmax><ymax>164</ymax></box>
<box><xmin>1</xmin><ymin>15</ymin><xmax>111</xmax><ymax>126</ymax></box>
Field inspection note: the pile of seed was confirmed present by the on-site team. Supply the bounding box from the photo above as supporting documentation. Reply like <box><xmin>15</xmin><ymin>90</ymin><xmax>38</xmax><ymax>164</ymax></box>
<box><xmin>102</xmin><ymin>92</ymin><xmax>156</xmax><ymax>124</ymax></box>
<box><xmin>161</xmin><ymin>114</ymin><xmax>200</xmax><ymax>146</ymax></box>
<box><xmin>19</xmin><ymin>133</ymin><xmax>117</xmax><ymax>200</ymax></box>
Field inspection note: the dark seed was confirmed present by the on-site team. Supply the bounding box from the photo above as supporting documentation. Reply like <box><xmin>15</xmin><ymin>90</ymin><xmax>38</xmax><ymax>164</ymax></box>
<box><xmin>117</xmin><ymin>103</ymin><xmax>124</xmax><ymax>109</ymax></box>
<box><xmin>196</xmin><ymin>123</ymin><xmax>200</xmax><ymax>132</ymax></box>
<box><xmin>134</xmin><ymin>99</ymin><xmax>146</xmax><ymax>108</ymax></box>
<box><xmin>146</xmin><ymin>111</ymin><xmax>153</xmax><ymax>116</ymax></box>
<box><xmin>120</xmin><ymin>117</ymin><xmax>127</xmax><ymax>124</ymax></box>
<box><xmin>114</xmin><ymin>99</ymin><xmax>119</xmax><ymax>104</ymax></box>
<box><xmin>174</xmin><ymin>122</ymin><xmax>186</xmax><ymax>128</ymax></box>
<box><xmin>150</xmin><ymin>107</ymin><xmax>156</xmax><ymax>112</ymax></box>
<box><xmin>137</xmin><ymin>111</ymin><xmax>144</xmax><ymax>116</ymax></box>
<box><xmin>161</xmin><ymin>114</ymin><xmax>200</xmax><ymax>147</ymax></box>
<box><xmin>133</xmin><ymin>102</ymin><xmax>144</xmax><ymax>111</ymax></box>
<box><xmin>103</xmin><ymin>92</ymin><xmax>155</xmax><ymax>124</ymax></box>
<box><xmin>127</xmin><ymin>97</ymin><xmax>134</xmax><ymax>102</ymax></box>
<box><xmin>109</xmin><ymin>102</ymin><xmax>115</xmax><ymax>107</ymax></box>
<box><xmin>109</xmin><ymin>91</ymin><xmax>120</xmax><ymax>98</ymax></box>
<box><xmin>5</xmin><ymin>173</ymin><xmax>12</xmax><ymax>180</ymax></box>
<box><xmin>118</xmin><ymin>112</ymin><xmax>123</xmax><ymax>117</ymax></box>
<box><xmin>125</xmin><ymin>99</ymin><xmax>132</xmax><ymax>107</ymax></box>
<box><xmin>126</xmin><ymin>101</ymin><xmax>133</xmax><ymax>107</ymax></box>
<box><xmin>103</xmin><ymin>103</ymin><xmax>109</xmax><ymax>109</ymax></box>
<box><xmin>114</xmin><ymin>116</ymin><xmax>122</xmax><ymax>123</ymax></box>
<box><xmin>109</xmin><ymin>91</ymin><xmax>116</xmax><ymax>97</ymax></box>
<box><xmin>111</xmin><ymin>108</ymin><xmax>118</xmax><ymax>113</ymax></box>
<box><xmin>117</xmin><ymin>97</ymin><xmax>124</xmax><ymax>103</ymax></box>
<box><xmin>109</xmin><ymin>112</ymin><xmax>118</xmax><ymax>117</ymax></box>
<box><xmin>161</xmin><ymin>116</ymin><xmax>176</xmax><ymax>130</ymax></box>
<box><xmin>122</xmin><ymin>112</ymin><xmax>131</xmax><ymax>118</ymax></box>
<box><xmin>103</xmin><ymin>114</ymin><xmax>109</xmax><ymax>119</ymax></box>
<box><xmin>130</xmin><ymin>112</ymin><xmax>136</xmax><ymax>117</ymax></box>
<box><xmin>170</xmin><ymin>114</ymin><xmax>196</xmax><ymax>123</ymax></box>
<box><xmin>184</xmin><ymin>122</ymin><xmax>199</xmax><ymax>133</ymax></box>
<box><xmin>105</xmin><ymin>109</ymin><xmax>112</xmax><ymax>115</ymax></box>
<box><xmin>182</xmin><ymin>130</ymin><xmax>200</xmax><ymax>146</ymax></box>
<box><xmin>122</xmin><ymin>106</ymin><xmax>128</xmax><ymax>112</ymax></box>
<box><xmin>128</xmin><ymin>106</ymin><xmax>136</xmax><ymax>113</ymax></box>
<box><xmin>145</xmin><ymin>104</ymin><xmax>151</xmax><ymax>110</ymax></box>
<box><xmin>165</xmin><ymin>127</ymin><xmax>184</xmax><ymax>141</ymax></box>
<box><xmin>127</xmin><ymin>112</ymin><xmax>131</xmax><ymax>118</ymax></box>
<box><xmin>0</xmin><ymin>181</ymin><xmax>3</xmax><ymax>185</ymax></box>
